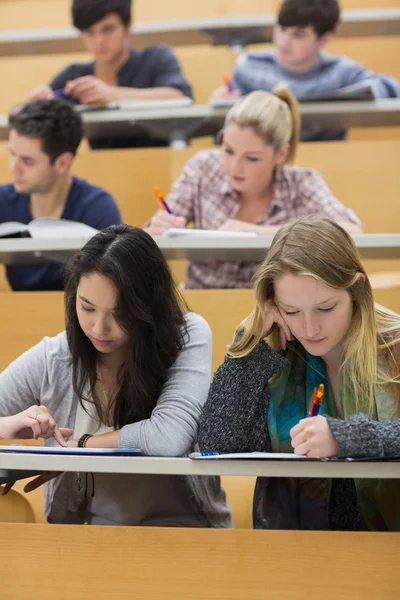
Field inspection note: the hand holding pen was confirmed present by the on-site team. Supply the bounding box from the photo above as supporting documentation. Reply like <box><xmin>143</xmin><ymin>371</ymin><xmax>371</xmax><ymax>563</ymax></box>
<box><xmin>290</xmin><ymin>383</ymin><xmax>339</xmax><ymax>457</ymax></box>
<box><xmin>143</xmin><ymin>187</ymin><xmax>186</xmax><ymax>236</ymax></box>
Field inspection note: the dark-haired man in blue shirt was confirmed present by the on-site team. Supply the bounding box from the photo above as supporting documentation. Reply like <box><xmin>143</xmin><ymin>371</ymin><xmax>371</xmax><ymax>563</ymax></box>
<box><xmin>25</xmin><ymin>0</ymin><xmax>193</xmax><ymax>148</ymax></box>
<box><xmin>2</xmin><ymin>98</ymin><xmax>121</xmax><ymax>291</ymax></box>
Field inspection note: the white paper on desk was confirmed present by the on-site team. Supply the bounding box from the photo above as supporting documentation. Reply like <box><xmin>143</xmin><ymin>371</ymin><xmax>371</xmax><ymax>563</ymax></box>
<box><xmin>163</xmin><ymin>229</ymin><xmax>257</xmax><ymax>238</ymax></box>
<box><xmin>189</xmin><ymin>452</ymin><xmax>307</xmax><ymax>460</ymax></box>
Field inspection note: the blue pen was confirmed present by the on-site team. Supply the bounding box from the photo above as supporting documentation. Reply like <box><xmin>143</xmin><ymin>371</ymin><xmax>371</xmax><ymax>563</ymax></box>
<box><xmin>53</xmin><ymin>88</ymin><xmax>65</xmax><ymax>97</ymax></box>
<box><xmin>201</xmin><ymin>452</ymin><xmax>217</xmax><ymax>456</ymax></box>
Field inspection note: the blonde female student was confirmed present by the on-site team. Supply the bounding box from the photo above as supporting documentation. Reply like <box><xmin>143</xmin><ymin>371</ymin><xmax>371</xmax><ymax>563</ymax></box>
<box><xmin>198</xmin><ymin>216</ymin><xmax>400</xmax><ymax>531</ymax></box>
<box><xmin>144</xmin><ymin>86</ymin><xmax>362</xmax><ymax>289</ymax></box>
<box><xmin>0</xmin><ymin>225</ymin><xmax>231</xmax><ymax>527</ymax></box>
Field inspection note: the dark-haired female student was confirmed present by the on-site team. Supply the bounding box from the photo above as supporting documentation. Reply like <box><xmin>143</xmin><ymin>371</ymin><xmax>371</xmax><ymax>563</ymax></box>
<box><xmin>0</xmin><ymin>225</ymin><xmax>231</xmax><ymax>527</ymax></box>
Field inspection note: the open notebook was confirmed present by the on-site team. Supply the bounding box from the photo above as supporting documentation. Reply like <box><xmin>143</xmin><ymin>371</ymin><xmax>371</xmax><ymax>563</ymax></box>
<box><xmin>0</xmin><ymin>445</ymin><xmax>143</xmax><ymax>456</ymax></box>
<box><xmin>189</xmin><ymin>451</ymin><xmax>400</xmax><ymax>462</ymax></box>
<box><xmin>0</xmin><ymin>218</ymin><xmax>98</xmax><ymax>240</ymax></box>
<box><xmin>210</xmin><ymin>81</ymin><xmax>376</xmax><ymax>109</ymax></box>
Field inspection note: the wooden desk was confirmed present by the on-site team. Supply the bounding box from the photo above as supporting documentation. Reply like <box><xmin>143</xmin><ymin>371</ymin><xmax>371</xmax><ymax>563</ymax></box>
<box><xmin>2</xmin><ymin>100</ymin><xmax>400</xmax><ymax>146</ymax></box>
<box><xmin>0</xmin><ymin>8</ymin><xmax>398</xmax><ymax>56</ymax></box>
<box><xmin>0</xmin><ymin>234</ymin><xmax>399</xmax><ymax>265</ymax></box>
<box><xmin>0</xmin><ymin>524</ymin><xmax>398</xmax><ymax>600</ymax></box>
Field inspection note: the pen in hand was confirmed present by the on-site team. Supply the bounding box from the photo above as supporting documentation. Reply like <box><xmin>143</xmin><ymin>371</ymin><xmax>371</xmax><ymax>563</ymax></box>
<box><xmin>308</xmin><ymin>384</ymin><xmax>325</xmax><ymax>417</ymax></box>
<box><xmin>223</xmin><ymin>74</ymin><xmax>233</xmax><ymax>93</ymax></box>
<box><xmin>154</xmin><ymin>187</ymin><xmax>173</xmax><ymax>215</ymax></box>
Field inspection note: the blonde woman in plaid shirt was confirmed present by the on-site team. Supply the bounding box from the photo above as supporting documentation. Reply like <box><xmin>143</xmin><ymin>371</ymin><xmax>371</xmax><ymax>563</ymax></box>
<box><xmin>144</xmin><ymin>85</ymin><xmax>362</xmax><ymax>289</ymax></box>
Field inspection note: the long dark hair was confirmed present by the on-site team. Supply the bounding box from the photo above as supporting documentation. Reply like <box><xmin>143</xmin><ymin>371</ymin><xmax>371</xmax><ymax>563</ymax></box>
<box><xmin>64</xmin><ymin>225</ymin><xmax>189</xmax><ymax>427</ymax></box>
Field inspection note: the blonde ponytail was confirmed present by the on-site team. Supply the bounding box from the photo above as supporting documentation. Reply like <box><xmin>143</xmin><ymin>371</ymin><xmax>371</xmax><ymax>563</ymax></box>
<box><xmin>271</xmin><ymin>84</ymin><xmax>300</xmax><ymax>163</ymax></box>
<box><xmin>224</xmin><ymin>84</ymin><xmax>300</xmax><ymax>163</ymax></box>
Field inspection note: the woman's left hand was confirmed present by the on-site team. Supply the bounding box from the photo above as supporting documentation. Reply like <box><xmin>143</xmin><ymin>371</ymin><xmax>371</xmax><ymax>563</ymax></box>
<box><xmin>290</xmin><ymin>415</ymin><xmax>339</xmax><ymax>458</ymax></box>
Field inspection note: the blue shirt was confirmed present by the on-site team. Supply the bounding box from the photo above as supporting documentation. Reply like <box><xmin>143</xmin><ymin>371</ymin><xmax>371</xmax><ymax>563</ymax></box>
<box><xmin>50</xmin><ymin>46</ymin><xmax>193</xmax><ymax>149</ymax></box>
<box><xmin>0</xmin><ymin>176</ymin><xmax>122</xmax><ymax>291</ymax></box>
<box><xmin>232</xmin><ymin>50</ymin><xmax>400</xmax><ymax>141</ymax></box>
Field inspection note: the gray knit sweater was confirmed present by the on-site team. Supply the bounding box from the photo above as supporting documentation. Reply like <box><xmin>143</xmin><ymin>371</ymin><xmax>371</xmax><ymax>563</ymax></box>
<box><xmin>198</xmin><ymin>340</ymin><xmax>400</xmax><ymax>530</ymax></box>
<box><xmin>198</xmin><ymin>339</ymin><xmax>400</xmax><ymax>458</ymax></box>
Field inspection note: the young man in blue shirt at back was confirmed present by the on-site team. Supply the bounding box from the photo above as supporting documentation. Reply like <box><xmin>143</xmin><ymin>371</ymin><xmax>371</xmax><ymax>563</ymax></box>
<box><xmin>212</xmin><ymin>0</ymin><xmax>400</xmax><ymax>141</ymax></box>
<box><xmin>25</xmin><ymin>0</ymin><xmax>193</xmax><ymax>148</ymax></box>
<box><xmin>1</xmin><ymin>98</ymin><xmax>121</xmax><ymax>291</ymax></box>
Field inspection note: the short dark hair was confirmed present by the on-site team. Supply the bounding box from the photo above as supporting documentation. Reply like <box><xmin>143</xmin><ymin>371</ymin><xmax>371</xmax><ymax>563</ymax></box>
<box><xmin>72</xmin><ymin>0</ymin><xmax>131</xmax><ymax>31</ymax></box>
<box><xmin>278</xmin><ymin>0</ymin><xmax>340</xmax><ymax>37</ymax></box>
<box><xmin>9</xmin><ymin>99</ymin><xmax>83</xmax><ymax>163</ymax></box>
<box><xmin>64</xmin><ymin>225</ymin><xmax>189</xmax><ymax>428</ymax></box>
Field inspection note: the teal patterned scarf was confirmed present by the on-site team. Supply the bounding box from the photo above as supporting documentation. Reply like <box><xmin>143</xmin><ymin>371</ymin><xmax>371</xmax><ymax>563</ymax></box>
<box><xmin>267</xmin><ymin>343</ymin><xmax>400</xmax><ymax>531</ymax></box>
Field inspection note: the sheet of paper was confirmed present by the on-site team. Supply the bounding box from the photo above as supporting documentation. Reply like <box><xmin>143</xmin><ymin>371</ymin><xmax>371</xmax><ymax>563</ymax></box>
<box><xmin>189</xmin><ymin>452</ymin><xmax>307</xmax><ymax>460</ymax></box>
<box><xmin>163</xmin><ymin>228</ymin><xmax>257</xmax><ymax>238</ymax></box>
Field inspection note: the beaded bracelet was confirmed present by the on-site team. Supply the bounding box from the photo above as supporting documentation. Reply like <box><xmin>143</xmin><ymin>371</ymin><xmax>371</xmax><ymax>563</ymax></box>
<box><xmin>77</xmin><ymin>433</ymin><xmax>93</xmax><ymax>448</ymax></box>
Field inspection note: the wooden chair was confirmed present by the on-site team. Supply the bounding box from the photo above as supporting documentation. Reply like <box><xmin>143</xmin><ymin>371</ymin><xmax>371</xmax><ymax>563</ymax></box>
<box><xmin>0</xmin><ymin>489</ymin><xmax>35</xmax><ymax>523</ymax></box>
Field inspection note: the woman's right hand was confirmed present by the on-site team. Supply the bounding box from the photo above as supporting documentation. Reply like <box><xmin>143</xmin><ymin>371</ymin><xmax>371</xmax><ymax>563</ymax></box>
<box><xmin>144</xmin><ymin>213</ymin><xmax>187</xmax><ymax>236</ymax></box>
<box><xmin>0</xmin><ymin>405</ymin><xmax>72</xmax><ymax>447</ymax></box>
<box><xmin>262</xmin><ymin>303</ymin><xmax>294</xmax><ymax>350</ymax></box>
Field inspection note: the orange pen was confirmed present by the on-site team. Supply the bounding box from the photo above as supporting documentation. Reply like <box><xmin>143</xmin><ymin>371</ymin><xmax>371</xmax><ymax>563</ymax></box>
<box><xmin>154</xmin><ymin>187</ymin><xmax>173</xmax><ymax>215</ymax></box>
<box><xmin>223</xmin><ymin>73</ymin><xmax>233</xmax><ymax>93</ymax></box>
<box><xmin>308</xmin><ymin>384</ymin><xmax>325</xmax><ymax>417</ymax></box>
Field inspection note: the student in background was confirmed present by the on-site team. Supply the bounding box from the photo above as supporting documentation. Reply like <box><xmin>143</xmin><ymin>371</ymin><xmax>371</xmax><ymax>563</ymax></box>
<box><xmin>1</xmin><ymin>98</ymin><xmax>121</xmax><ymax>291</ymax></box>
<box><xmin>25</xmin><ymin>0</ymin><xmax>192</xmax><ymax>148</ymax></box>
<box><xmin>144</xmin><ymin>86</ymin><xmax>362</xmax><ymax>289</ymax></box>
<box><xmin>0</xmin><ymin>226</ymin><xmax>231</xmax><ymax>527</ymax></box>
<box><xmin>212</xmin><ymin>0</ymin><xmax>400</xmax><ymax>141</ymax></box>
<box><xmin>198</xmin><ymin>216</ymin><xmax>400</xmax><ymax>531</ymax></box>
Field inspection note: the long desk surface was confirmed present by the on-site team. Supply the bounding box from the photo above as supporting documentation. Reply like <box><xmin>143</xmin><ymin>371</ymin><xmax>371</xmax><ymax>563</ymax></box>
<box><xmin>0</xmin><ymin>453</ymin><xmax>399</xmax><ymax>484</ymax></box>
<box><xmin>2</xmin><ymin>100</ymin><xmax>400</xmax><ymax>146</ymax></box>
<box><xmin>0</xmin><ymin>8</ymin><xmax>399</xmax><ymax>56</ymax></box>
<box><xmin>0</xmin><ymin>233</ymin><xmax>399</xmax><ymax>265</ymax></box>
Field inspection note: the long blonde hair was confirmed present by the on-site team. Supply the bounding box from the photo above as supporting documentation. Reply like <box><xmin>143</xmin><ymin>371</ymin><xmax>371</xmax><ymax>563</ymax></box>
<box><xmin>224</xmin><ymin>84</ymin><xmax>300</xmax><ymax>163</ymax></box>
<box><xmin>229</xmin><ymin>216</ymin><xmax>400</xmax><ymax>411</ymax></box>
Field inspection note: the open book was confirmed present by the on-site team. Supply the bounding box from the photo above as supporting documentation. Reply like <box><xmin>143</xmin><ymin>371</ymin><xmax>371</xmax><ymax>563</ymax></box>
<box><xmin>162</xmin><ymin>228</ymin><xmax>257</xmax><ymax>238</ymax></box>
<box><xmin>299</xmin><ymin>81</ymin><xmax>376</xmax><ymax>102</ymax></box>
<box><xmin>0</xmin><ymin>218</ymin><xmax>98</xmax><ymax>240</ymax></box>
<box><xmin>210</xmin><ymin>81</ymin><xmax>376</xmax><ymax>109</ymax></box>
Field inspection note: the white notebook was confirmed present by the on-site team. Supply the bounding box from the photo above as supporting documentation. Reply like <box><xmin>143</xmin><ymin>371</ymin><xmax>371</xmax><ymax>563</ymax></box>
<box><xmin>162</xmin><ymin>228</ymin><xmax>257</xmax><ymax>238</ymax></box>
<box><xmin>190</xmin><ymin>452</ymin><xmax>307</xmax><ymax>460</ymax></box>
<box><xmin>0</xmin><ymin>217</ymin><xmax>98</xmax><ymax>240</ymax></box>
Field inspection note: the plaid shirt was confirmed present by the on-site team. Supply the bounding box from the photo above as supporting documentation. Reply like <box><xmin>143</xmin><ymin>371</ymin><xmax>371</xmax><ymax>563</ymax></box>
<box><xmin>162</xmin><ymin>149</ymin><xmax>361</xmax><ymax>289</ymax></box>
